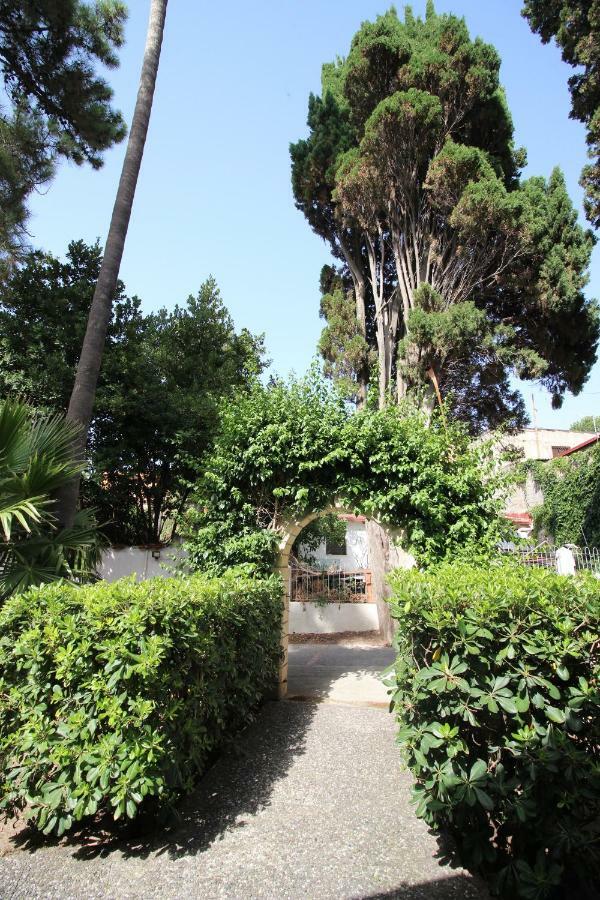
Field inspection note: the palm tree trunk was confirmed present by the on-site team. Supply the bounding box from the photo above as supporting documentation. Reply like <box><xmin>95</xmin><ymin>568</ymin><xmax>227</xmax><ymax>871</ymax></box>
<box><xmin>57</xmin><ymin>0</ymin><xmax>168</xmax><ymax>527</ymax></box>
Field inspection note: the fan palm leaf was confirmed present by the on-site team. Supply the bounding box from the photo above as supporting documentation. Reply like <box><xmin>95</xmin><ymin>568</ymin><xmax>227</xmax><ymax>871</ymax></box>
<box><xmin>0</xmin><ymin>398</ymin><xmax>103</xmax><ymax>602</ymax></box>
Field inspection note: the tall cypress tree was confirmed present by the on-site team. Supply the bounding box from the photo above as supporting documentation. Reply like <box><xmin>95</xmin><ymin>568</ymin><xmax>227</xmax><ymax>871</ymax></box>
<box><xmin>291</xmin><ymin>5</ymin><xmax>599</xmax><ymax>429</ymax></box>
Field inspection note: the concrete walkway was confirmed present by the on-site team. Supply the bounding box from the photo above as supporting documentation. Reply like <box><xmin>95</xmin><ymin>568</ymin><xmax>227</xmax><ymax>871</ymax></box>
<box><xmin>288</xmin><ymin>641</ymin><xmax>395</xmax><ymax>705</ymax></box>
<box><xmin>0</xmin><ymin>648</ymin><xmax>488</xmax><ymax>900</ymax></box>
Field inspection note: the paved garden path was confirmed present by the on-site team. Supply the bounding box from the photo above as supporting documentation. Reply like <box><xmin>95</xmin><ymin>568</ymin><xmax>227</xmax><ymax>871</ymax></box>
<box><xmin>0</xmin><ymin>646</ymin><xmax>488</xmax><ymax>900</ymax></box>
<box><xmin>287</xmin><ymin>642</ymin><xmax>395</xmax><ymax>705</ymax></box>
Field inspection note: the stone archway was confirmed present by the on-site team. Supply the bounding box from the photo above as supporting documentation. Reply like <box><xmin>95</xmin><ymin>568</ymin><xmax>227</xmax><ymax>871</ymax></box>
<box><xmin>274</xmin><ymin>500</ymin><xmax>415</xmax><ymax>698</ymax></box>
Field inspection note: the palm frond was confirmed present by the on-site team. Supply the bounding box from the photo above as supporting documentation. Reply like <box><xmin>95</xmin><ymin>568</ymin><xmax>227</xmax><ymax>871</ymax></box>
<box><xmin>0</xmin><ymin>398</ymin><xmax>102</xmax><ymax>603</ymax></box>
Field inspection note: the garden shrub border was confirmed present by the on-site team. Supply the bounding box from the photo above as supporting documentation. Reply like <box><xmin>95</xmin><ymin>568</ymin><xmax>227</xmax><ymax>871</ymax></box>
<box><xmin>0</xmin><ymin>572</ymin><xmax>282</xmax><ymax>836</ymax></box>
<box><xmin>388</xmin><ymin>561</ymin><xmax>600</xmax><ymax>900</ymax></box>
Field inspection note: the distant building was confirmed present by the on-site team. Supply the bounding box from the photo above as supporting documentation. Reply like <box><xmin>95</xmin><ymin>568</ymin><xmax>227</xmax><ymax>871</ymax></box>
<box><xmin>500</xmin><ymin>428</ymin><xmax>598</xmax><ymax>539</ymax></box>
<box><xmin>298</xmin><ymin>514</ymin><xmax>369</xmax><ymax>572</ymax></box>
<box><xmin>505</xmin><ymin>427</ymin><xmax>598</xmax><ymax>461</ymax></box>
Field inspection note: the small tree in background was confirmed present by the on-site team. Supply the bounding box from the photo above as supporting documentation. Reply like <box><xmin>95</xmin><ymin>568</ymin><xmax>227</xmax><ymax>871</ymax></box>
<box><xmin>570</xmin><ymin>414</ymin><xmax>599</xmax><ymax>433</ymax></box>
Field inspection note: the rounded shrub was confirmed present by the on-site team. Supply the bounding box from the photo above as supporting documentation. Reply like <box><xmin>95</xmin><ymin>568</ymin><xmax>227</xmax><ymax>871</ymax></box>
<box><xmin>388</xmin><ymin>561</ymin><xmax>600</xmax><ymax>900</ymax></box>
<box><xmin>0</xmin><ymin>573</ymin><xmax>282</xmax><ymax>836</ymax></box>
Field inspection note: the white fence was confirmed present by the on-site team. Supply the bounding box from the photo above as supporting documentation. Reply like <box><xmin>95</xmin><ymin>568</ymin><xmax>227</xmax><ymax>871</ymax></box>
<box><xmin>502</xmin><ymin>545</ymin><xmax>600</xmax><ymax>577</ymax></box>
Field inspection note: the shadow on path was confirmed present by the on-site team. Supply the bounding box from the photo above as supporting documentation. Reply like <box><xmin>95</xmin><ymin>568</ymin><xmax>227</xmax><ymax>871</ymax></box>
<box><xmin>2</xmin><ymin>647</ymin><xmax>488</xmax><ymax>900</ymax></box>
<box><xmin>13</xmin><ymin>646</ymin><xmax>391</xmax><ymax>862</ymax></box>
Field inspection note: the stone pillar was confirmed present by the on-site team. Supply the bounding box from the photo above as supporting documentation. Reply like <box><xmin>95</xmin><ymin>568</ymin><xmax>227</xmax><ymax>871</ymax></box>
<box><xmin>274</xmin><ymin>554</ymin><xmax>291</xmax><ymax>699</ymax></box>
<box><xmin>366</xmin><ymin>521</ymin><xmax>416</xmax><ymax>645</ymax></box>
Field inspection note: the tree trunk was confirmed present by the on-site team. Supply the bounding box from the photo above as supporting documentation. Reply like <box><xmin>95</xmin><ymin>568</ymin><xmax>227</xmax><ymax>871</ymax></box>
<box><xmin>57</xmin><ymin>0</ymin><xmax>168</xmax><ymax>527</ymax></box>
<box><xmin>366</xmin><ymin>519</ymin><xmax>394</xmax><ymax>644</ymax></box>
<box><xmin>355</xmin><ymin>279</ymin><xmax>368</xmax><ymax>409</ymax></box>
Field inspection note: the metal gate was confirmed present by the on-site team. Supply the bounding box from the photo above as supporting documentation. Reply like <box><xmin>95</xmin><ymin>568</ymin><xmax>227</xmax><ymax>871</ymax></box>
<box><xmin>290</xmin><ymin>557</ymin><xmax>372</xmax><ymax>604</ymax></box>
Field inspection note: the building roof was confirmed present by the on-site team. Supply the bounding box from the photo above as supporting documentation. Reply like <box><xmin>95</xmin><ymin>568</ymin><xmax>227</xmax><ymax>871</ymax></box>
<box><xmin>556</xmin><ymin>435</ymin><xmax>600</xmax><ymax>457</ymax></box>
<box><xmin>505</xmin><ymin>512</ymin><xmax>533</xmax><ymax>526</ymax></box>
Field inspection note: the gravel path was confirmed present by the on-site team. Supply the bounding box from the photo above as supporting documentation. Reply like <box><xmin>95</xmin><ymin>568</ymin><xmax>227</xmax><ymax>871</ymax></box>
<box><xmin>0</xmin><ymin>701</ymin><xmax>487</xmax><ymax>900</ymax></box>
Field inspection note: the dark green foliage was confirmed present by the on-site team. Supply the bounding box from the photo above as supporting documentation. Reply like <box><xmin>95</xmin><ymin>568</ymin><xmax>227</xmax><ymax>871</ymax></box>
<box><xmin>84</xmin><ymin>278</ymin><xmax>265</xmax><ymax>546</ymax></box>
<box><xmin>0</xmin><ymin>244</ymin><xmax>265</xmax><ymax>545</ymax></box>
<box><xmin>182</xmin><ymin>372</ymin><xmax>504</xmax><ymax>575</ymax></box>
<box><xmin>0</xmin><ymin>1</ymin><xmax>127</xmax><ymax>265</ymax></box>
<box><xmin>523</xmin><ymin>0</ymin><xmax>600</xmax><ymax>228</ymax></box>
<box><xmin>0</xmin><ymin>572</ymin><xmax>282</xmax><ymax>836</ymax></box>
<box><xmin>389</xmin><ymin>562</ymin><xmax>600</xmax><ymax>899</ymax></box>
<box><xmin>528</xmin><ymin>442</ymin><xmax>600</xmax><ymax>547</ymax></box>
<box><xmin>292</xmin><ymin>5</ymin><xmax>598</xmax><ymax>426</ymax></box>
<box><xmin>0</xmin><ymin>240</ymin><xmax>140</xmax><ymax>410</ymax></box>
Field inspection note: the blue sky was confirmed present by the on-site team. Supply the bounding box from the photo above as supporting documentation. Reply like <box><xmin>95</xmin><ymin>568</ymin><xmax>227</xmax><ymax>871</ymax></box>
<box><xmin>28</xmin><ymin>0</ymin><xmax>600</xmax><ymax>429</ymax></box>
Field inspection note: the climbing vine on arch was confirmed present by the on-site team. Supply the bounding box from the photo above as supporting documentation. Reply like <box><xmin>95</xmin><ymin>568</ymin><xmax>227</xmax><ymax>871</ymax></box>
<box><xmin>181</xmin><ymin>372</ymin><xmax>504</xmax><ymax>575</ymax></box>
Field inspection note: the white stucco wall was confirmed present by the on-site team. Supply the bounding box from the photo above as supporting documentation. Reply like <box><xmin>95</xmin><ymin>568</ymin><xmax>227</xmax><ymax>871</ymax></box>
<box><xmin>99</xmin><ymin>545</ymin><xmax>184</xmax><ymax>583</ymax></box>
<box><xmin>299</xmin><ymin>519</ymin><xmax>369</xmax><ymax>571</ymax></box>
<box><xmin>290</xmin><ymin>600</ymin><xmax>379</xmax><ymax>633</ymax></box>
<box><xmin>499</xmin><ymin>428</ymin><xmax>597</xmax><ymax>462</ymax></box>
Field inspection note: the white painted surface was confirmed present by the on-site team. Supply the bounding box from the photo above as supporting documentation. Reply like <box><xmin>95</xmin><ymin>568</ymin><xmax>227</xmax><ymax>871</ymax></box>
<box><xmin>99</xmin><ymin>546</ymin><xmax>184</xmax><ymax>583</ymax></box>
<box><xmin>299</xmin><ymin>519</ymin><xmax>369</xmax><ymax>572</ymax></box>
<box><xmin>290</xmin><ymin>601</ymin><xmax>379</xmax><ymax>634</ymax></box>
<box><xmin>555</xmin><ymin>546</ymin><xmax>576</xmax><ymax>576</ymax></box>
<box><xmin>498</xmin><ymin>428</ymin><xmax>597</xmax><ymax>462</ymax></box>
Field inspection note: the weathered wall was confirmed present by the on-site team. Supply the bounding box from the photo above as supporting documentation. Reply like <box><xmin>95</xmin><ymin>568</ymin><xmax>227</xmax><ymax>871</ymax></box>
<box><xmin>299</xmin><ymin>518</ymin><xmax>369</xmax><ymax>571</ymax></box>
<box><xmin>98</xmin><ymin>545</ymin><xmax>184</xmax><ymax>582</ymax></box>
<box><xmin>366</xmin><ymin>520</ymin><xmax>416</xmax><ymax>644</ymax></box>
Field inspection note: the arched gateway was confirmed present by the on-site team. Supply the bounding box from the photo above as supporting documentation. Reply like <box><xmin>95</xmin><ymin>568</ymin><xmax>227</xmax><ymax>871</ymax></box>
<box><xmin>273</xmin><ymin>500</ymin><xmax>415</xmax><ymax>698</ymax></box>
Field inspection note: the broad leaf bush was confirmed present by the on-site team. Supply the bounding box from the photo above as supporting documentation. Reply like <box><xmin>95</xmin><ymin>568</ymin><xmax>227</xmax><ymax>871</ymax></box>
<box><xmin>388</xmin><ymin>562</ymin><xmax>600</xmax><ymax>900</ymax></box>
<box><xmin>0</xmin><ymin>573</ymin><xmax>282</xmax><ymax>836</ymax></box>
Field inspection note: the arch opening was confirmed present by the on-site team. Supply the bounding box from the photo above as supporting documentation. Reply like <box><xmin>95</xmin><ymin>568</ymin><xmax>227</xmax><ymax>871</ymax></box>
<box><xmin>274</xmin><ymin>501</ymin><xmax>412</xmax><ymax>699</ymax></box>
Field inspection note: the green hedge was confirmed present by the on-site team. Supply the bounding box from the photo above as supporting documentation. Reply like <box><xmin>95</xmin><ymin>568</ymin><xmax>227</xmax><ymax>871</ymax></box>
<box><xmin>0</xmin><ymin>573</ymin><xmax>282</xmax><ymax>836</ymax></box>
<box><xmin>388</xmin><ymin>562</ymin><xmax>600</xmax><ymax>900</ymax></box>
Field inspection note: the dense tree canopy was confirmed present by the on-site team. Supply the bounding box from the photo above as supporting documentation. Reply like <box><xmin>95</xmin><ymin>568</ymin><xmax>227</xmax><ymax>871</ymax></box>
<box><xmin>0</xmin><ymin>240</ymin><xmax>140</xmax><ymax>410</ymax></box>
<box><xmin>0</xmin><ymin>242</ymin><xmax>265</xmax><ymax>544</ymax></box>
<box><xmin>0</xmin><ymin>1</ymin><xmax>127</xmax><ymax>268</ymax></box>
<box><xmin>291</xmin><ymin>4</ymin><xmax>599</xmax><ymax>431</ymax></box>
<box><xmin>523</xmin><ymin>0</ymin><xmax>600</xmax><ymax>228</ymax></box>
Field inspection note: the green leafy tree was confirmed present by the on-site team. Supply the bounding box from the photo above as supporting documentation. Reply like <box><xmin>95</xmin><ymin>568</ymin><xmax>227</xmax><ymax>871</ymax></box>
<box><xmin>291</xmin><ymin>5</ymin><xmax>599</xmax><ymax>429</ymax></box>
<box><xmin>523</xmin><ymin>0</ymin><xmax>600</xmax><ymax>228</ymax></box>
<box><xmin>570</xmin><ymin>414</ymin><xmax>599</xmax><ymax>432</ymax></box>
<box><xmin>85</xmin><ymin>278</ymin><xmax>265</xmax><ymax>545</ymax></box>
<box><xmin>0</xmin><ymin>240</ymin><xmax>143</xmax><ymax>410</ymax></box>
<box><xmin>0</xmin><ymin>245</ymin><xmax>265</xmax><ymax>545</ymax></box>
<box><xmin>0</xmin><ymin>399</ymin><xmax>103</xmax><ymax>600</ymax></box>
<box><xmin>0</xmin><ymin>0</ymin><xmax>127</xmax><ymax>267</ymax></box>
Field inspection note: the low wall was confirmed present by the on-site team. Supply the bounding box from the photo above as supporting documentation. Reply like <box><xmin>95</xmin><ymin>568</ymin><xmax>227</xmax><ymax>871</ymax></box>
<box><xmin>99</xmin><ymin>546</ymin><xmax>183</xmax><ymax>583</ymax></box>
<box><xmin>289</xmin><ymin>601</ymin><xmax>379</xmax><ymax>634</ymax></box>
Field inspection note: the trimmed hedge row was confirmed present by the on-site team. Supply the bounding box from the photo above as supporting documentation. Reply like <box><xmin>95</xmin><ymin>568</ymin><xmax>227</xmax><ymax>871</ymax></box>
<box><xmin>388</xmin><ymin>561</ymin><xmax>600</xmax><ymax>900</ymax></box>
<box><xmin>0</xmin><ymin>573</ymin><xmax>282</xmax><ymax>835</ymax></box>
